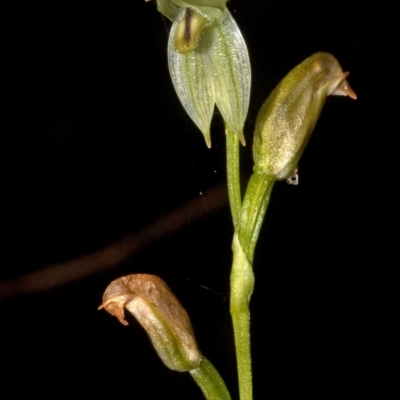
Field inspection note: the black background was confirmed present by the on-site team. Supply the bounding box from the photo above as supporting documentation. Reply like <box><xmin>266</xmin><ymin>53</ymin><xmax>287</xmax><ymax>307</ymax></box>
<box><xmin>2</xmin><ymin>1</ymin><xmax>372</xmax><ymax>398</ymax></box>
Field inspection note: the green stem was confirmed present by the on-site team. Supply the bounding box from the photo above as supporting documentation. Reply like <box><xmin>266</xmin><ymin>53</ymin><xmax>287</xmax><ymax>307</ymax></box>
<box><xmin>224</xmin><ymin>106</ymin><xmax>275</xmax><ymax>400</ymax></box>
<box><xmin>230</xmin><ymin>233</ymin><xmax>254</xmax><ymax>400</ymax></box>
<box><xmin>239</xmin><ymin>172</ymin><xmax>275</xmax><ymax>264</ymax></box>
<box><xmin>230</xmin><ymin>171</ymin><xmax>275</xmax><ymax>400</ymax></box>
<box><xmin>225</xmin><ymin>125</ymin><xmax>242</xmax><ymax>229</ymax></box>
<box><xmin>190</xmin><ymin>357</ymin><xmax>232</xmax><ymax>400</ymax></box>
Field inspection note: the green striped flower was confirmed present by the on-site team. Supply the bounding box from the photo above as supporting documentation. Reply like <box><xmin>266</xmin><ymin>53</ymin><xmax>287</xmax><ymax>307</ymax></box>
<box><xmin>152</xmin><ymin>0</ymin><xmax>251</xmax><ymax>147</ymax></box>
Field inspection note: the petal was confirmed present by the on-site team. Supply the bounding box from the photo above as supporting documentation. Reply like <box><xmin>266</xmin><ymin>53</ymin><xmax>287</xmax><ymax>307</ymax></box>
<box><xmin>168</xmin><ymin>12</ymin><xmax>215</xmax><ymax>147</ymax></box>
<box><xmin>209</xmin><ymin>10</ymin><xmax>251</xmax><ymax>144</ymax></box>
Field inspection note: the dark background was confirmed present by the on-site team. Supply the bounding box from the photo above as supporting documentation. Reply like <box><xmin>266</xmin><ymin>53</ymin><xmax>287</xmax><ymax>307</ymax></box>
<box><xmin>2</xmin><ymin>1</ymin><xmax>372</xmax><ymax>398</ymax></box>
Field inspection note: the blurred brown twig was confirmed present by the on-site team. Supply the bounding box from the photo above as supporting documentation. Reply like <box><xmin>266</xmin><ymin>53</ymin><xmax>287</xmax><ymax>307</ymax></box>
<box><xmin>0</xmin><ymin>185</ymin><xmax>227</xmax><ymax>300</ymax></box>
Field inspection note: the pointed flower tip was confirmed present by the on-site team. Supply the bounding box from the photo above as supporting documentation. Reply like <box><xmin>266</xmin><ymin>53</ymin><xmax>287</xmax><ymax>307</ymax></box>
<box><xmin>98</xmin><ymin>297</ymin><xmax>129</xmax><ymax>326</ymax></box>
<box><xmin>239</xmin><ymin>131</ymin><xmax>246</xmax><ymax>146</ymax></box>
<box><xmin>201</xmin><ymin>128</ymin><xmax>211</xmax><ymax>148</ymax></box>
<box><xmin>332</xmin><ymin>72</ymin><xmax>357</xmax><ymax>100</ymax></box>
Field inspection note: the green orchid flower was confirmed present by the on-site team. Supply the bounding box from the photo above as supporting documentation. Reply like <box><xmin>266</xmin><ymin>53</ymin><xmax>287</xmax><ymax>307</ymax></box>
<box><xmin>253</xmin><ymin>52</ymin><xmax>357</xmax><ymax>181</ymax></box>
<box><xmin>150</xmin><ymin>0</ymin><xmax>251</xmax><ymax>147</ymax></box>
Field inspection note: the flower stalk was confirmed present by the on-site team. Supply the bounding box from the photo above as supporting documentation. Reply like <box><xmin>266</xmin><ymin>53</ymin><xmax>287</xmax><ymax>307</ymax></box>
<box><xmin>230</xmin><ymin>52</ymin><xmax>356</xmax><ymax>400</ymax></box>
<box><xmin>226</xmin><ymin>124</ymin><xmax>242</xmax><ymax>229</ymax></box>
<box><xmin>190</xmin><ymin>357</ymin><xmax>232</xmax><ymax>400</ymax></box>
<box><xmin>102</xmin><ymin>4</ymin><xmax>358</xmax><ymax>400</ymax></box>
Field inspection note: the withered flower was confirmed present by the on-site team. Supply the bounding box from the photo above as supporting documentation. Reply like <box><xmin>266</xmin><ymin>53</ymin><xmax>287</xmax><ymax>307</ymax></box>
<box><xmin>99</xmin><ymin>274</ymin><xmax>202</xmax><ymax>372</ymax></box>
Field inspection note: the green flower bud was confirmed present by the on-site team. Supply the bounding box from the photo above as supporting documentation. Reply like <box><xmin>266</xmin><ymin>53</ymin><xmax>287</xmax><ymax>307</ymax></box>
<box><xmin>253</xmin><ymin>52</ymin><xmax>356</xmax><ymax>180</ymax></box>
<box><xmin>99</xmin><ymin>274</ymin><xmax>202</xmax><ymax>372</ymax></box>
